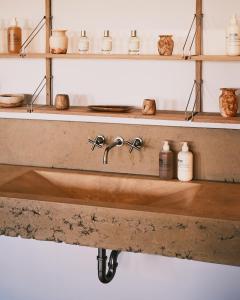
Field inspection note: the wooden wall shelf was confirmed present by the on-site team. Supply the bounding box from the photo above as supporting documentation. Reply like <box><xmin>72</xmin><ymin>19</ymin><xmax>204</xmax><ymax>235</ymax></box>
<box><xmin>46</xmin><ymin>53</ymin><xmax>186</xmax><ymax>61</ymax></box>
<box><xmin>1</xmin><ymin>105</ymin><xmax>240</xmax><ymax>125</ymax></box>
<box><xmin>1</xmin><ymin>53</ymin><xmax>240</xmax><ymax>62</ymax></box>
<box><xmin>193</xmin><ymin>112</ymin><xmax>240</xmax><ymax>124</ymax></box>
<box><xmin>0</xmin><ymin>105</ymin><xmax>187</xmax><ymax>121</ymax></box>
<box><xmin>0</xmin><ymin>0</ymin><xmax>239</xmax><ymax>127</ymax></box>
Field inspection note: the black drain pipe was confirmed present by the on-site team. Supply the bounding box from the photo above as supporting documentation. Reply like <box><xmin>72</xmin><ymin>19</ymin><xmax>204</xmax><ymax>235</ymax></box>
<box><xmin>97</xmin><ymin>248</ymin><xmax>121</xmax><ymax>284</ymax></box>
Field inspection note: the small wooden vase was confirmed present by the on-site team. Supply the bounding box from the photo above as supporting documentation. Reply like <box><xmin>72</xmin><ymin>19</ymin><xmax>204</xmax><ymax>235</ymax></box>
<box><xmin>55</xmin><ymin>94</ymin><xmax>70</xmax><ymax>110</ymax></box>
<box><xmin>158</xmin><ymin>35</ymin><xmax>174</xmax><ymax>56</ymax></box>
<box><xmin>142</xmin><ymin>99</ymin><xmax>156</xmax><ymax>115</ymax></box>
<box><xmin>219</xmin><ymin>88</ymin><xmax>238</xmax><ymax>118</ymax></box>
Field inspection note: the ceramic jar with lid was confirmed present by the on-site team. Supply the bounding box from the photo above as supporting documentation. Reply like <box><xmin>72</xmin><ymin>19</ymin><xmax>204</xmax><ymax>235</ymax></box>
<box><xmin>158</xmin><ymin>35</ymin><xmax>174</xmax><ymax>56</ymax></box>
<box><xmin>219</xmin><ymin>88</ymin><xmax>238</xmax><ymax>117</ymax></box>
<box><xmin>50</xmin><ymin>30</ymin><xmax>68</xmax><ymax>54</ymax></box>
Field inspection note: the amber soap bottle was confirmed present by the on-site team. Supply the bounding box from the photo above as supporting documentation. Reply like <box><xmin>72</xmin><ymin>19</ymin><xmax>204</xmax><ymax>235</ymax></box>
<box><xmin>8</xmin><ymin>18</ymin><xmax>22</xmax><ymax>54</ymax></box>
<box><xmin>159</xmin><ymin>141</ymin><xmax>174</xmax><ymax>180</ymax></box>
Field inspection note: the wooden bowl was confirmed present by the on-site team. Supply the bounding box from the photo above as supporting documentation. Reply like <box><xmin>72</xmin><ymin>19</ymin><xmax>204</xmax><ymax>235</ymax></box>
<box><xmin>0</xmin><ymin>94</ymin><xmax>24</xmax><ymax>108</ymax></box>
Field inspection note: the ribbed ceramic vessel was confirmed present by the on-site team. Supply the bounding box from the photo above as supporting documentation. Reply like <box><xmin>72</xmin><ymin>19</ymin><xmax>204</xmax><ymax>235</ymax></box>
<box><xmin>158</xmin><ymin>35</ymin><xmax>174</xmax><ymax>56</ymax></box>
<box><xmin>219</xmin><ymin>88</ymin><xmax>238</xmax><ymax>117</ymax></box>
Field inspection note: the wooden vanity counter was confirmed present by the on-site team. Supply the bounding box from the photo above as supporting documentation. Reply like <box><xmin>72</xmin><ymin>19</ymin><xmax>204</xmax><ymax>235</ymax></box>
<box><xmin>0</xmin><ymin>164</ymin><xmax>239</xmax><ymax>266</ymax></box>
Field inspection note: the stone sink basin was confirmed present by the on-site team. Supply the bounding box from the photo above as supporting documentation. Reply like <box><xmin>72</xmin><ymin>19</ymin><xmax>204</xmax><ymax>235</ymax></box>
<box><xmin>0</xmin><ymin>165</ymin><xmax>240</xmax><ymax>267</ymax></box>
<box><xmin>0</xmin><ymin>169</ymin><xmax>200</xmax><ymax>206</ymax></box>
<box><xmin>0</xmin><ymin>167</ymin><xmax>239</xmax><ymax>220</ymax></box>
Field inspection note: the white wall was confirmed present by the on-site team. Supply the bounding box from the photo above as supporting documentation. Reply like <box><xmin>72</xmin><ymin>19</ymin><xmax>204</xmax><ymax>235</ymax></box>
<box><xmin>0</xmin><ymin>1</ymin><xmax>240</xmax><ymax>299</ymax></box>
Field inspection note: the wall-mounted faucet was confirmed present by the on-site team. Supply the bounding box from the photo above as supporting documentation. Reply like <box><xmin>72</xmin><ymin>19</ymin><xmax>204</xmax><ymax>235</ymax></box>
<box><xmin>88</xmin><ymin>135</ymin><xmax>105</xmax><ymax>151</ymax></box>
<box><xmin>103</xmin><ymin>136</ymin><xmax>124</xmax><ymax>164</ymax></box>
<box><xmin>88</xmin><ymin>135</ymin><xmax>144</xmax><ymax>164</ymax></box>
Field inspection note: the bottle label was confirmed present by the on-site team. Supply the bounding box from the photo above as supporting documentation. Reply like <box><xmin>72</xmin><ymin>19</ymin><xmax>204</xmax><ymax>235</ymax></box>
<box><xmin>129</xmin><ymin>40</ymin><xmax>140</xmax><ymax>51</ymax></box>
<box><xmin>160</xmin><ymin>158</ymin><xmax>171</xmax><ymax>170</ymax></box>
<box><xmin>102</xmin><ymin>39</ymin><xmax>112</xmax><ymax>51</ymax></box>
<box><xmin>8</xmin><ymin>31</ymin><xmax>21</xmax><ymax>52</ymax></box>
<box><xmin>178</xmin><ymin>159</ymin><xmax>193</xmax><ymax>172</ymax></box>
<box><xmin>79</xmin><ymin>40</ymin><xmax>89</xmax><ymax>51</ymax></box>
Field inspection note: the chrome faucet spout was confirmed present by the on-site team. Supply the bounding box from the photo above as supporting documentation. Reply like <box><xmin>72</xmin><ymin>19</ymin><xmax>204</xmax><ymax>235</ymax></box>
<box><xmin>103</xmin><ymin>137</ymin><xmax>124</xmax><ymax>165</ymax></box>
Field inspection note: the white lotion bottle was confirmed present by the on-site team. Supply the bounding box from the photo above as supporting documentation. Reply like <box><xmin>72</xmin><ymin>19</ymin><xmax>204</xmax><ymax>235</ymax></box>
<box><xmin>226</xmin><ymin>15</ymin><xmax>240</xmax><ymax>56</ymax></box>
<box><xmin>177</xmin><ymin>142</ymin><xmax>193</xmax><ymax>182</ymax></box>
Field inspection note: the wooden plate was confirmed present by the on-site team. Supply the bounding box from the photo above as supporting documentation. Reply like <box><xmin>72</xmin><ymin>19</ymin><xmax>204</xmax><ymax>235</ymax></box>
<box><xmin>88</xmin><ymin>105</ymin><xmax>133</xmax><ymax>113</ymax></box>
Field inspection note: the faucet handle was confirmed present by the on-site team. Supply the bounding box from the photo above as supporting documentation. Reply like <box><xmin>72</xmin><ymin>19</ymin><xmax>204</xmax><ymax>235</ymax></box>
<box><xmin>88</xmin><ymin>135</ymin><xmax>105</xmax><ymax>151</ymax></box>
<box><xmin>125</xmin><ymin>137</ymin><xmax>144</xmax><ymax>153</ymax></box>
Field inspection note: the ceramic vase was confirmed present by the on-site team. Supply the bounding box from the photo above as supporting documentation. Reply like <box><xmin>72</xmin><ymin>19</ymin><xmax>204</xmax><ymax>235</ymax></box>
<box><xmin>142</xmin><ymin>99</ymin><xmax>156</xmax><ymax>115</ymax></box>
<box><xmin>55</xmin><ymin>94</ymin><xmax>70</xmax><ymax>110</ymax></box>
<box><xmin>158</xmin><ymin>35</ymin><xmax>174</xmax><ymax>56</ymax></box>
<box><xmin>50</xmin><ymin>30</ymin><xmax>68</xmax><ymax>54</ymax></box>
<box><xmin>219</xmin><ymin>88</ymin><xmax>238</xmax><ymax>117</ymax></box>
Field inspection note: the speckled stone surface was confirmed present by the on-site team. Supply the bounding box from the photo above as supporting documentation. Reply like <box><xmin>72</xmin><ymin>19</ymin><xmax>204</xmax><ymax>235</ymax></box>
<box><xmin>0</xmin><ymin>165</ymin><xmax>239</xmax><ymax>267</ymax></box>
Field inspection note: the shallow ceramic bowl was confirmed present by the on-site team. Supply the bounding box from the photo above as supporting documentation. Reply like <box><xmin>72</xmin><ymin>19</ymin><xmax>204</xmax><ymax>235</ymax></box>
<box><xmin>0</xmin><ymin>94</ymin><xmax>24</xmax><ymax>108</ymax></box>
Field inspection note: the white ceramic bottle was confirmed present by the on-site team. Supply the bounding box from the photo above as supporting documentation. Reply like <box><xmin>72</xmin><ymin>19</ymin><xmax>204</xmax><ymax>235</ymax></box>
<box><xmin>78</xmin><ymin>30</ymin><xmax>89</xmax><ymax>53</ymax></box>
<box><xmin>177</xmin><ymin>142</ymin><xmax>193</xmax><ymax>182</ymax></box>
<box><xmin>226</xmin><ymin>15</ymin><xmax>240</xmax><ymax>56</ymax></box>
<box><xmin>101</xmin><ymin>30</ymin><xmax>112</xmax><ymax>54</ymax></box>
<box><xmin>128</xmin><ymin>30</ymin><xmax>140</xmax><ymax>55</ymax></box>
<box><xmin>49</xmin><ymin>29</ymin><xmax>68</xmax><ymax>54</ymax></box>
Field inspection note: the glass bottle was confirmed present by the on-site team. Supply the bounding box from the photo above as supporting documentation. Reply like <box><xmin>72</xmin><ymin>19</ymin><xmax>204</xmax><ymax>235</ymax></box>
<box><xmin>8</xmin><ymin>17</ymin><xmax>22</xmax><ymax>54</ymax></box>
<box><xmin>128</xmin><ymin>30</ymin><xmax>140</xmax><ymax>55</ymax></box>
<box><xmin>159</xmin><ymin>141</ymin><xmax>174</xmax><ymax>180</ymax></box>
<box><xmin>226</xmin><ymin>15</ymin><xmax>240</xmax><ymax>56</ymax></box>
<box><xmin>0</xmin><ymin>20</ymin><xmax>7</xmax><ymax>53</ymax></box>
<box><xmin>78</xmin><ymin>30</ymin><xmax>89</xmax><ymax>53</ymax></box>
<box><xmin>101</xmin><ymin>30</ymin><xmax>112</xmax><ymax>54</ymax></box>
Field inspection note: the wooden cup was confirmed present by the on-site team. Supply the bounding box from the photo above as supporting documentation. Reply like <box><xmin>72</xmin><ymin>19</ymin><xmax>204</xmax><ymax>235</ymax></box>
<box><xmin>55</xmin><ymin>94</ymin><xmax>70</xmax><ymax>110</ymax></box>
<box><xmin>142</xmin><ymin>99</ymin><xmax>156</xmax><ymax>115</ymax></box>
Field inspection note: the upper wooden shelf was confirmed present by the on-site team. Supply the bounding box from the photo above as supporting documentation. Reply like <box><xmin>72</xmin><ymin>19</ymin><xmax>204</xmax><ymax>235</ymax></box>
<box><xmin>1</xmin><ymin>53</ymin><xmax>240</xmax><ymax>62</ymax></box>
<box><xmin>46</xmin><ymin>53</ymin><xmax>186</xmax><ymax>61</ymax></box>
<box><xmin>48</xmin><ymin>54</ymin><xmax>240</xmax><ymax>62</ymax></box>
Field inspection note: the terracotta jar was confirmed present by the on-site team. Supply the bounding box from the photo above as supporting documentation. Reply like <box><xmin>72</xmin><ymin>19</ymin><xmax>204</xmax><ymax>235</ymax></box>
<box><xmin>50</xmin><ymin>30</ymin><xmax>68</xmax><ymax>54</ymax></box>
<box><xmin>219</xmin><ymin>88</ymin><xmax>238</xmax><ymax>117</ymax></box>
<box><xmin>158</xmin><ymin>35</ymin><xmax>174</xmax><ymax>56</ymax></box>
<box><xmin>142</xmin><ymin>99</ymin><xmax>156</xmax><ymax>115</ymax></box>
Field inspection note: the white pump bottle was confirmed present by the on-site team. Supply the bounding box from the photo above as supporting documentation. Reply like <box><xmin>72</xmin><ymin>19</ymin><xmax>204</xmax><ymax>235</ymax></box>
<box><xmin>177</xmin><ymin>142</ymin><xmax>193</xmax><ymax>182</ymax></box>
